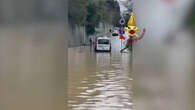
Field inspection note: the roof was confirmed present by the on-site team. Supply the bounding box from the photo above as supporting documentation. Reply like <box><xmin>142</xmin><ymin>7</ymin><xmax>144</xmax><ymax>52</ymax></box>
<box><xmin>97</xmin><ymin>36</ymin><xmax>110</xmax><ymax>40</ymax></box>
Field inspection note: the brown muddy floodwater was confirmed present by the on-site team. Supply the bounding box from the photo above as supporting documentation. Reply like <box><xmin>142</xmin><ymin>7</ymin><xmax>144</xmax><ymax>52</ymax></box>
<box><xmin>68</xmin><ymin>38</ymin><xmax>135</xmax><ymax>110</ymax></box>
<box><xmin>67</xmin><ymin>0</ymin><xmax>195</xmax><ymax>110</ymax></box>
<box><xmin>68</xmin><ymin>29</ymin><xmax>195</xmax><ymax>110</ymax></box>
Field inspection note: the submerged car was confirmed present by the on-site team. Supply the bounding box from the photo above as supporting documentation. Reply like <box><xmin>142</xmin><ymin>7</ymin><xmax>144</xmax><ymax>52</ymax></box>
<box><xmin>95</xmin><ymin>36</ymin><xmax>111</xmax><ymax>52</ymax></box>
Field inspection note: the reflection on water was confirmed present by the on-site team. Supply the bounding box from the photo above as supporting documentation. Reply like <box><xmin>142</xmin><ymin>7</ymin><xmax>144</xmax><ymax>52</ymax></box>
<box><xmin>68</xmin><ymin>0</ymin><xmax>195</xmax><ymax>109</ymax></box>
<box><xmin>68</xmin><ymin>30</ymin><xmax>195</xmax><ymax>110</ymax></box>
<box><xmin>68</xmin><ymin>45</ymin><xmax>134</xmax><ymax>110</ymax></box>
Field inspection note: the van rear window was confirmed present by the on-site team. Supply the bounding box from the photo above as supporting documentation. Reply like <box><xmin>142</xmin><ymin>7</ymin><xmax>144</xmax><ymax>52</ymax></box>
<box><xmin>112</xmin><ymin>33</ymin><xmax>118</xmax><ymax>36</ymax></box>
<box><xmin>98</xmin><ymin>39</ymin><xmax>109</xmax><ymax>44</ymax></box>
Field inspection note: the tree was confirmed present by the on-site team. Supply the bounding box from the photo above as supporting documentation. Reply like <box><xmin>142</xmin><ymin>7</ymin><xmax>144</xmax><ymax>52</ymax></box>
<box><xmin>85</xmin><ymin>2</ymin><xmax>100</xmax><ymax>35</ymax></box>
<box><xmin>68</xmin><ymin>0</ymin><xmax>89</xmax><ymax>26</ymax></box>
<box><xmin>68</xmin><ymin>0</ymin><xmax>121</xmax><ymax>35</ymax></box>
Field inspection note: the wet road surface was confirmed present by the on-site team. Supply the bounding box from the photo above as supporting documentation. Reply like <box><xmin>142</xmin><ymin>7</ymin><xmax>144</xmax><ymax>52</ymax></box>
<box><xmin>68</xmin><ymin>38</ymin><xmax>135</xmax><ymax>110</ymax></box>
<box><xmin>67</xmin><ymin>29</ymin><xmax>195</xmax><ymax>110</ymax></box>
<box><xmin>67</xmin><ymin>0</ymin><xmax>195</xmax><ymax>109</ymax></box>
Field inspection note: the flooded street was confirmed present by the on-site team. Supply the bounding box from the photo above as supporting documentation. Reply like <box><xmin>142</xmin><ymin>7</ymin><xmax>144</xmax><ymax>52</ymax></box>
<box><xmin>68</xmin><ymin>38</ymin><xmax>135</xmax><ymax>110</ymax></box>
<box><xmin>1</xmin><ymin>0</ymin><xmax>194</xmax><ymax>110</ymax></box>
<box><xmin>67</xmin><ymin>0</ymin><xmax>195</xmax><ymax>110</ymax></box>
<box><xmin>68</xmin><ymin>31</ymin><xmax>195</xmax><ymax>110</ymax></box>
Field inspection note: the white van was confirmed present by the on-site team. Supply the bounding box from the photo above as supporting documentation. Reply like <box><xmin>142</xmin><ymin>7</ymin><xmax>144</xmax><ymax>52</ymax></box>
<box><xmin>95</xmin><ymin>37</ymin><xmax>111</xmax><ymax>52</ymax></box>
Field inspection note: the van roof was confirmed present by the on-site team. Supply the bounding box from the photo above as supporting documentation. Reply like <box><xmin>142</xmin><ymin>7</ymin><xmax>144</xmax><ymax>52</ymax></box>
<box><xmin>97</xmin><ymin>36</ymin><xmax>110</xmax><ymax>39</ymax></box>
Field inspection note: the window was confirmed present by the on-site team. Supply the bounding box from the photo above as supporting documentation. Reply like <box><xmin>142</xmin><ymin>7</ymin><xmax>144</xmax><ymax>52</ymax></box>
<box><xmin>98</xmin><ymin>39</ymin><xmax>109</xmax><ymax>44</ymax></box>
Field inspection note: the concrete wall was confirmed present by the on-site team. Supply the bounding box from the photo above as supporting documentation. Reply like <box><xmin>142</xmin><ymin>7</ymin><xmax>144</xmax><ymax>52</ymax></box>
<box><xmin>68</xmin><ymin>25</ymin><xmax>86</xmax><ymax>47</ymax></box>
